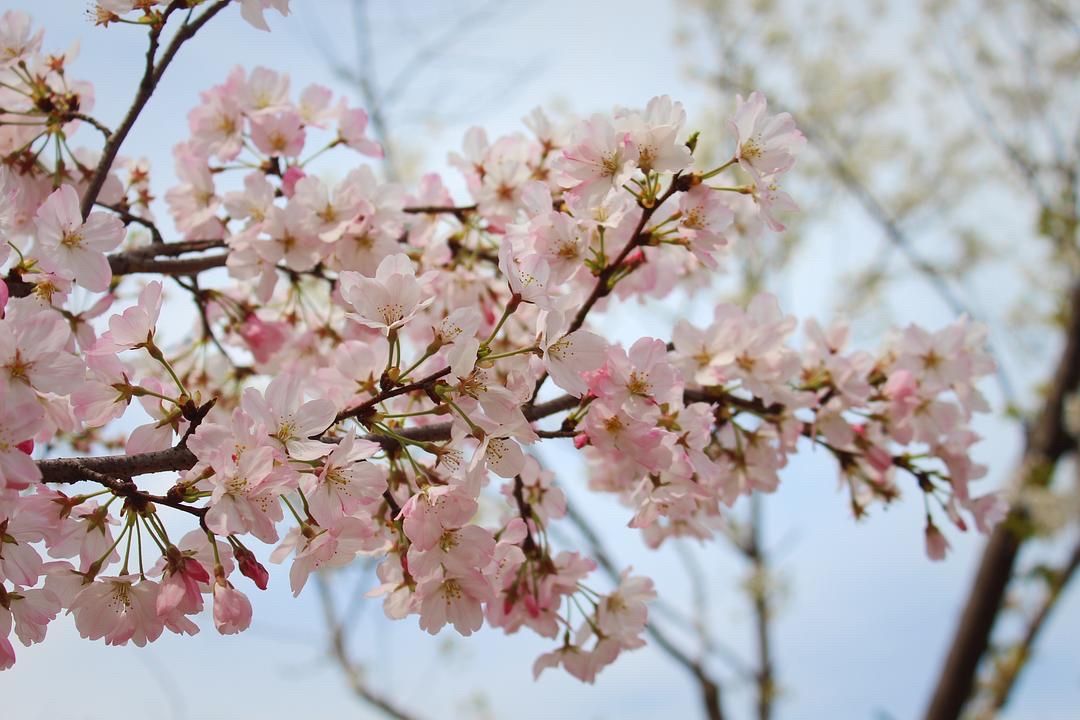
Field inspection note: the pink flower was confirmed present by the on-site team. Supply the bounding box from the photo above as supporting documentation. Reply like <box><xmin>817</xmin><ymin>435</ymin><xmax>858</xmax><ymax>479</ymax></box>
<box><xmin>0</xmin><ymin>11</ymin><xmax>42</xmax><ymax>70</ymax></box>
<box><xmin>188</xmin><ymin>89</ymin><xmax>243</xmax><ymax>161</ymax></box>
<box><xmin>204</xmin><ymin>446</ymin><xmax>292</xmax><ymax>543</ymax></box>
<box><xmin>541</xmin><ymin>312</ymin><xmax>607</xmax><ymax>397</ymax></box>
<box><xmin>241</xmin><ymin>66</ymin><xmax>290</xmax><ymax>114</ymax></box>
<box><xmin>596</xmin><ymin>569</ymin><xmax>654</xmax><ymax>645</ymax></box>
<box><xmin>34</xmin><ymin>185</ymin><xmax>124</xmax><ymax>292</ymax></box>
<box><xmin>416</xmin><ymin>568</ymin><xmax>494</xmax><ymax>636</ymax></box>
<box><xmin>590</xmin><ymin>337</ymin><xmax>678</xmax><ymax>415</ymax></box>
<box><xmin>964</xmin><ymin>493</ymin><xmax>1008</xmax><ymax>535</ymax></box>
<box><xmin>400</xmin><ymin>485</ymin><xmax>478</xmax><ymax>552</ymax></box>
<box><xmin>302</xmin><ymin>429</ymin><xmax>384</xmax><ymax>525</ymax></box>
<box><xmin>100</xmin><ymin>280</ymin><xmax>163</xmax><ymax>350</ymax></box>
<box><xmin>0</xmin><ymin>385</ymin><xmax>45</xmax><ymax>490</ymax></box>
<box><xmin>674</xmin><ymin>185</ymin><xmax>734</xmax><ymax>267</ymax></box>
<box><xmin>622</xmin><ymin>95</ymin><xmax>692</xmax><ymax>174</ymax></box>
<box><xmin>730</xmin><ymin>91</ymin><xmax>805</xmax><ymax>181</ymax></box>
<box><xmin>533</xmin><ymin>638</ymin><xmax>621</xmax><ymax>683</ymax></box>
<box><xmin>533</xmin><ymin>213</ymin><xmax>589</xmax><ymax>283</ymax></box>
<box><xmin>338</xmin><ymin>107</ymin><xmax>383</xmax><ymax>157</ymax></box>
<box><xmin>250</xmin><ymin>111</ymin><xmax>306</xmax><ymax>158</ymax></box>
<box><xmin>0</xmin><ymin>304</ymin><xmax>84</xmax><ymax>402</ymax></box>
<box><xmin>583</xmin><ymin>401</ymin><xmax>671</xmax><ymax>472</ymax></box>
<box><xmin>125</xmin><ymin>377</ymin><xmax>187</xmax><ymax>455</ymax></box>
<box><xmin>291</xmin><ymin>173</ymin><xmax>368</xmax><ymax>243</ymax></box>
<box><xmin>408</xmin><ymin>524</ymin><xmax>495</xmax><ymax>580</ymax></box>
<box><xmin>241</xmin><ymin>373</ymin><xmax>336</xmax><ymax>460</ymax></box>
<box><xmin>69</xmin><ymin>576</ymin><xmax>164</xmax><ymax>647</ymax></box>
<box><xmin>156</xmin><ymin>549</ymin><xmax>210</xmax><ymax>622</ymax></box>
<box><xmin>0</xmin><ymin>586</ymin><xmax>60</xmax><ymax>669</ymax></box>
<box><xmin>751</xmin><ymin>176</ymin><xmax>799</xmax><ymax>232</ymax></box>
<box><xmin>44</xmin><ymin>502</ymin><xmax>120</xmax><ymax>574</ymax></box>
<box><xmin>239</xmin><ymin>0</ymin><xmax>290</xmax><ymax>32</ymax></box>
<box><xmin>6</xmin><ymin>586</ymin><xmax>60</xmax><ymax>647</ymax></box>
<box><xmin>212</xmin><ymin>581</ymin><xmax>253</xmax><ymax>634</ymax></box>
<box><xmin>555</xmin><ymin>114</ymin><xmax>638</xmax><ymax>205</ymax></box>
<box><xmin>298</xmin><ymin>83</ymin><xmax>335</xmax><ymax>126</ymax></box>
<box><xmin>499</xmin><ymin>239</ymin><xmax>554</xmax><ymax>308</ymax></box>
<box><xmin>339</xmin><ymin>253</ymin><xmax>433</xmax><ymax>333</ymax></box>
<box><xmin>0</xmin><ymin>506</ymin><xmax>46</xmax><ymax>586</ymax></box>
<box><xmin>271</xmin><ymin>517</ymin><xmax>376</xmax><ymax>596</ymax></box>
<box><xmin>165</xmin><ymin>143</ymin><xmax>221</xmax><ymax>238</ymax></box>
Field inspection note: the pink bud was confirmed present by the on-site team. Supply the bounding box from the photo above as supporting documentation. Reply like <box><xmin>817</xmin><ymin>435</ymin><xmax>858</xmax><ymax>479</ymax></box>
<box><xmin>523</xmin><ymin>591</ymin><xmax>541</xmax><ymax>618</ymax></box>
<box><xmin>0</xmin><ymin>279</ymin><xmax>8</xmax><ymax>318</ymax></box>
<box><xmin>16</xmin><ymin>439</ymin><xmax>33</xmax><ymax>455</ymax></box>
<box><xmin>235</xmin><ymin>546</ymin><xmax>270</xmax><ymax>590</ymax></box>
<box><xmin>864</xmin><ymin>445</ymin><xmax>892</xmax><ymax>474</ymax></box>
<box><xmin>924</xmin><ymin>523</ymin><xmax>949</xmax><ymax>561</ymax></box>
<box><xmin>281</xmin><ymin>166</ymin><xmax>306</xmax><ymax>198</ymax></box>
<box><xmin>238</xmin><ymin>314</ymin><xmax>290</xmax><ymax>364</ymax></box>
<box><xmin>573</xmin><ymin>432</ymin><xmax>590</xmax><ymax>450</ymax></box>
<box><xmin>213</xmin><ymin>581</ymin><xmax>253</xmax><ymax>635</ymax></box>
<box><xmin>623</xmin><ymin>248</ymin><xmax>646</xmax><ymax>268</ymax></box>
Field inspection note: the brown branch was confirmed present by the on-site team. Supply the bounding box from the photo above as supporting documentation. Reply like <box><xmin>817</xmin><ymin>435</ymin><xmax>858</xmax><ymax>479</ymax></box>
<box><xmin>79</xmin><ymin>0</ymin><xmax>233</xmax><ymax>219</ymax></box>
<box><xmin>5</xmin><ymin>239</ymin><xmax>228</xmax><ymax>298</ymax></box>
<box><xmin>562</xmin><ymin>494</ymin><xmax>726</xmax><ymax>720</ymax></box>
<box><xmin>529</xmin><ymin>174</ymin><xmax>690</xmax><ymax>403</ymax></box>
<box><xmin>924</xmin><ymin>280</ymin><xmax>1080</xmax><ymax>720</ymax></box>
<box><xmin>65</xmin><ymin>112</ymin><xmax>113</xmax><ymax>139</ymax></box>
<box><xmin>96</xmin><ymin>202</ymin><xmax>164</xmax><ymax>245</ymax></box>
<box><xmin>38</xmin><ymin>445</ymin><xmax>198</xmax><ymax>484</ymax></box>
<box><xmin>402</xmin><ymin>204</ymin><xmax>477</xmax><ymax>220</ymax></box>
<box><xmin>745</xmin><ymin>495</ymin><xmax>776</xmax><ymax>720</ymax></box>
<box><xmin>979</xmin><ymin>539</ymin><xmax>1080</xmax><ymax>716</ymax></box>
<box><xmin>334</xmin><ymin>367</ymin><xmax>452</xmax><ymax>424</ymax></box>
<box><xmin>109</xmin><ymin>252</ymin><xmax>228</xmax><ymax>277</ymax></box>
<box><xmin>314</xmin><ymin>574</ymin><xmax>421</xmax><ymax>720</ymax></box>
<box><xmin>37</xmin><ymin>391</ymin><xmax>582</xmax><ymax>484</ymax></box>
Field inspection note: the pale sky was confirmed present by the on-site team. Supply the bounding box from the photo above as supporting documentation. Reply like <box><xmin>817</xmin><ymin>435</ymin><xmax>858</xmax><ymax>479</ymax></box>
<box><xmin>1</xmin><ymin>1</ymin><xmax>1077</xmax><ymax>719</ymax></box>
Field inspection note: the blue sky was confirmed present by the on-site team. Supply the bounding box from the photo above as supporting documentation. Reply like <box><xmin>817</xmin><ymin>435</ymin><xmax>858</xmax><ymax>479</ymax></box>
<box><xmin>1</xmin><ymin>1</ymin><xmax>1077</xmax><ymax>718</ymax></box>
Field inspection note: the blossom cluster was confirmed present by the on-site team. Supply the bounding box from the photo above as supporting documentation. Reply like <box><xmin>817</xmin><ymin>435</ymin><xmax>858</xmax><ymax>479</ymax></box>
<box><xmin>0</xmin><ymin>6</ymin><xmax>1001</xmax><ymax>682</ymax></box>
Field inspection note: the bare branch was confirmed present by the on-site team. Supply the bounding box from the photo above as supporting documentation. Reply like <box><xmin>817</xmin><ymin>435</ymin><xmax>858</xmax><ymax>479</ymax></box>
<box><xmin>80</xmin><ymin>0</ymin><xmax>234</xmax><ymax>219</ymax></box>
<box><xmin>562</xmin><ymin>493</ymin><xmax>727</xmax><ymax>720</ymax></box>
<box><xmin>315</xmin><ymin>575</ymin><xmax>420</xmax><ymax>720</ymax></box>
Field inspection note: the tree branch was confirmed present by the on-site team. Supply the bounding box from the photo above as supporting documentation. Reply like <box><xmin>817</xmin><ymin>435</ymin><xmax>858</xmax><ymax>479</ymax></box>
<box><xmin>79</xmin><ymin>0</ymin><xmax>233</xmax><ymax>219</ymax></box>
<box><xmin>562</xmin><ymin>492</ymin><xmax>727</xmax><ymax>720</ymax></box>
<box><xmin>978</xmin><ymin>538</ymin><xmax>1080</xmax><ymax>716</ymax></box>
<box><xmin>924</xmin><ymin>280</ymin><xmax>1080</xmax><ymax>720</ymax></box>
<box><xmin>314</xmin><ymin>574</ymin><xmax>420</xmax><ymax>720</ymax></box>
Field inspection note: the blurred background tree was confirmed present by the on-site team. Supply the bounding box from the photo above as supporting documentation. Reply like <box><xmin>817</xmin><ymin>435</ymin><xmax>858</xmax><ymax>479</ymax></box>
<box><xmin>676</xmin><ymin>1</ymin><xmax>1080</xmax><ymax>718</ymax></box>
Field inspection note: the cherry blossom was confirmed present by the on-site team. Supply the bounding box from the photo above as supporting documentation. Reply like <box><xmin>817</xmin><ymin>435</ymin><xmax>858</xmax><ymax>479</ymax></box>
<box><xmin>730</xmin><ymin>91</ymin><xmax>806</xmax><ymax>181</ymax></box>
<box><xmin>339</xmin><ymin>253</ymin><xmax>434</xmax><ymax>333</ymax></box>
<box><xmin>0</xmin><ymin>7</ymin><xmax>1005</xmax><ymax>689</ymax></box>
<box><xmin>33</xmin><ymin>185</ymin><xmax>124</xmax><ymax>292</ymax></box>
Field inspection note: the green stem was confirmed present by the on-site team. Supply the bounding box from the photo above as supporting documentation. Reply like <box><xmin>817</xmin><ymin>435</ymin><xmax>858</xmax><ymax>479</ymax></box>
<box><xmin>700</xmin><ymin>157</ymin><xmax>737</xmax><ymax>180</ymax></box>
<box><xmin>485</xmin><ymin>296</ymin><xmax>521</xmax><ymax>346</ymax></box>
<box><xmin>281</xmin><ymin>495</ymin><xmax>306</xmax><ymax>526</ymax></box>
<box><xmin>484</xmin><ymin>346</ymin><xmax>540</xmax><ymax>362</ymax></box>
